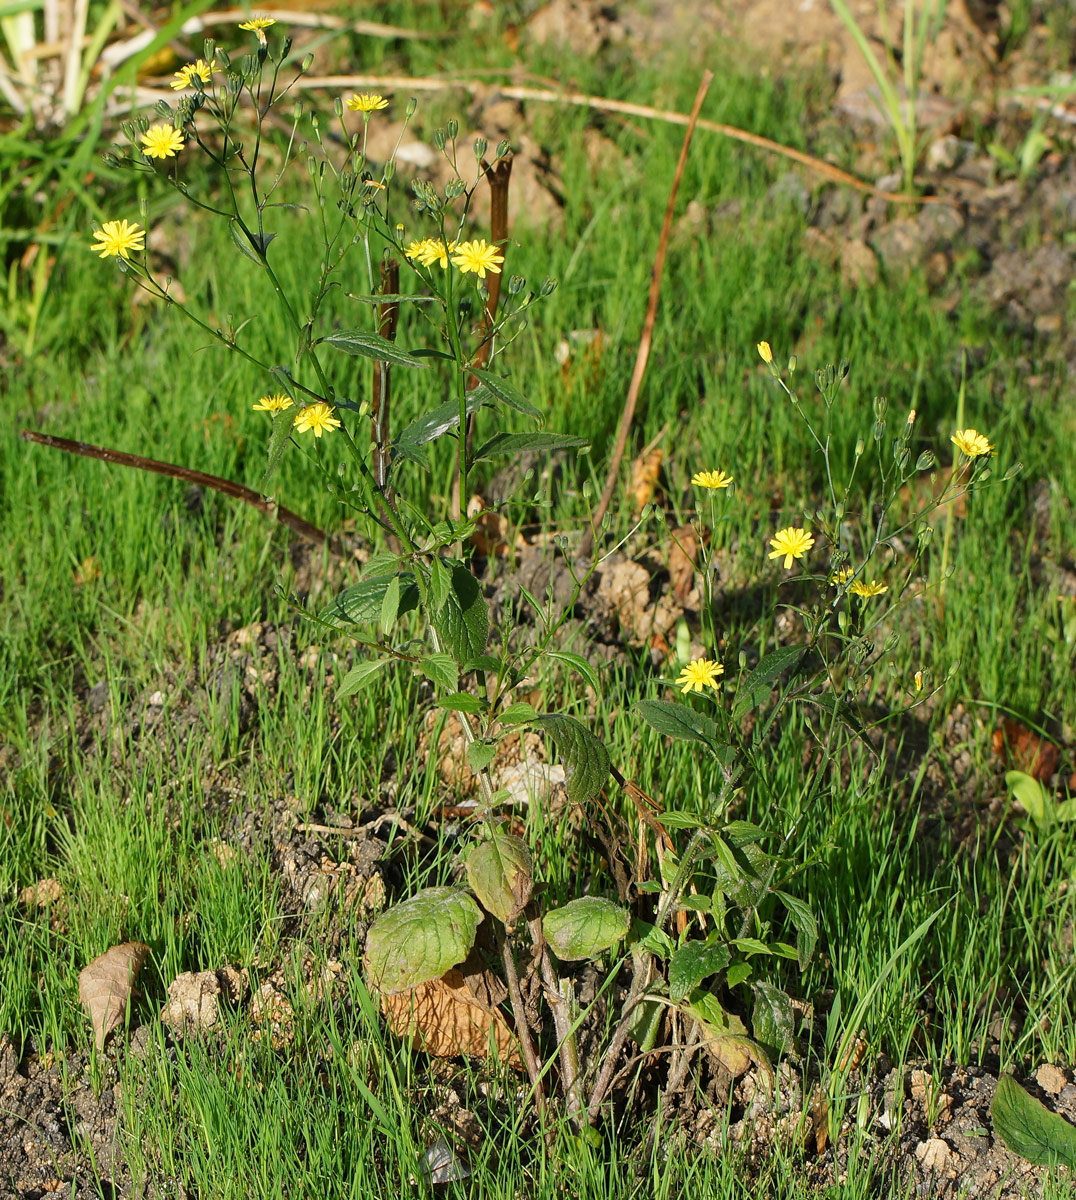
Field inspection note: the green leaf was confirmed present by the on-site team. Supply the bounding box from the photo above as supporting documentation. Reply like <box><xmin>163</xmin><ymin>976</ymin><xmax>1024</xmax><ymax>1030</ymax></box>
<box><xmin>731</xmin><ymin>937</ymin><xmax>771</xmax><ymax>957</ymax></box>
<box><xmin>229</xmin><ymin>218</ymin><xmax>271</xmax><ymax>265</ymax></box>
<box><xmin>434</xmin><ymin>565</ymin><xmax>489</xmax><ymax>664</ymax></box>
<box><xmin>467</xmin><ymin>741</ymin><xmax>498</xmax><ymax>773</ymax></box>
<box><xmin>712</xmin><ymin>839</ymin><xmax>771</xmax><ymax>908</ymax></box>
<box><xmin>751</xmin><ymin>980</ymin><xmax>795</xmax><ymax>1056</ymax></box>
<box><xmin>364</xmin><ymin>887</ymin><xmax>482</xmax><ymax>994</ymax></box>
<box><xmin>428</xmin><ymin>556</ymin><xmax>451</xmax><ymax>612</ymax></box>
<box><xmin>545</xmin><ymin>650</ymin><xmax>602</xmax><ymax>696</ymax></box>
<box><xmin>379</xmin><ymin>574</ymin><xmax>401</xmax><ymax>635</ymax></box>
<box><xmin>436</xmin><ymin>692</ymin><xmax>487</xmax><ymax>714</ymax></box>
<box><xmin>346</xmin><ymin>292</ymin><xmax>437</xmax><ymax>306</ymax></box>
<box><xmin>262</xmin><ymin>402</ymin><xmax>295</xmax><ymax>487</ymax></box>
<box><xmin>472</xmin><ymin>431</ymin><xmax>589</xmax><ymax>464</ymax></box>
<box><xmin>669</xmin><ymin>941</ymin><xmax>731</xmax><ymax>1004</ymax></box>
<box><xmin>532</xmin><ymin>714</ymin><xmax>610</xmax><ymax>806</ymax></box>
<box><xmin>336</xmin><ymin>657</ymin><xmax>391</xmax><ymax>699</ymax></box>
<box><xmin>992</xmin><ymin>1075</ymin><xmax>1076</xmax><ymax>1168</ymax></box>
<box><xmin>470</xmin><ymin>369</ymin><xmax>543</xmax><ymax>420</ymax></box>
<box><xmin>630</xmin><ymin>919</ymin><xmax>676</xmax><ymax>960</ymax></box>
<box><xmin>732</xmin><ymin>645</ymin><xmax>809</xmax><ymax>721</ymax></box>
<box><xmin>725</xmin><ymin>961</ymin><xmax>753</xmax><ymax>988</ymax></box>
<box><xmin>319</xmin><ymin>329</ymin><xmax>428</xmax><ymax>368</ymax></box>
<box><xmin>499</xmin><ymin>702</ymin><xmax>538</xmax><ymax>724</ymax></box>
<box><xmin>635</xmin><ymin>700</ymin><xmax>722</xmax><ymax>749</ymax></box>
<box><xmin>419</xmin><ymin>653</ymin><xmax>458</xmax><ymax>694</ymax></box>
<box><xmin>625</xmin><ymin>997</ymin><xmax>665</xmax><ymax>1053</ymax></box>
<box><xmin>321</xmin><ymin>574</ymin><xmax>419</xmax><ymax>627</ymax></box>
<box><xmin>394</xmin><ymin>393</ymin><xmax>487</xmax><ymax>465</ymax></box>
<box><xmin>543</xmin><ymin>897</ymin><xmax>630</xmax><ymax>961</ymax></box>
<box><xmin>464</xmin><ymin>830</ymin><xmax>534</xmax><ymax>924</ymax></box>
<box><xmin>1006</xmin><ymin>769</ymin><xmax>1051</xmax><ymax>830</ymax></box>
<box><xmin>776</xmin><ymin>890</ymin><xmax>818</xmax><ymax>970</ymax></box>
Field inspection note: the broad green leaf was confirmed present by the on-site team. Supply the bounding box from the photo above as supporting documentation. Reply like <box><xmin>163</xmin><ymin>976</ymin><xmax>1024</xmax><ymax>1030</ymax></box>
<box><xmin>394</xmin><ymin>393</ymin><xmax>487</xmax><ymax>465</ymax></box>
<box><xmin>1055</xmin><ymin>799</ymin><xmax>1076</xmax><ymax>822</ymax></box>
<box><xmin>319</xmin><ymin>329</ymin><xmax>428</xmax><ymax>368</ymax></box>
<box><xmin>726</xmin><ymin>961</ymin><xmax>752</xmax><ymax>988</ymax></box>
<box><xmin>732</xmin><ymin>645</ymin><xmax>808</xmax><ymax>720</ymax></box>
<box><xmin>419</xmin><ymin>653</ymin><xmax>458</xmax><ymax>694</ymax></box>
<box><xmin>472</xmin><ymin>431</ymin><xmax>589</xmax><ymax>464</ymax></box>
<box><xmin>379</xmin><ymin>574</ymin><xmax>401</xmax><ymax>635</ymax></box>
<box><xmin>543</xmin><ymin>897</ymin><xmax>630</xmax><ymax>961</ymax></box>
<box><xmin>435</xmin><ymin>565</ymin><xmax>489</xmax><ymax>664</ymax></box>
<box><xmin>499</xmin><ymin>702</ymin><xmax>538</xmax><ymax>724</ymax></box>
<box><xmin>625</xmin><ymin>997</ymin><xmax>665</xmax><ymax>1052</ymax></box>
<box><xmin>723</xmin><ymin>821</ymin><xmax>768</xmax><ymax>847</ymax></box>
<box><xmin>465</xmin><ymin>830</ymin><xmax>534</xmax><ymax>924</ymax></box>
<box><xmin>669</xmin><ymin>941</ymin><xmax>731</xmax><ymax>1003</ymax></box>
<box><xmin>635</xmin><ymin>700</ymin><xmax>723</xmax><ymax>750</ymax></box>
<box><xmin>532</xmin><ymin>714</ymin><xmax>610</xmax><ymax>806</ymax></box>
<box><xmin>631</xmin><ymin>919</ymin><xmax>676</xmax><ymax>960</ymax></box>
<box><xmin>992</xmin><ymin>1075</ymin><xmax>1076</xmax><ymax>1167</ymax></box>
<box><xmin>685</xmin><ymin>990</ymin><xmax>748</xmax><ymax>1038</ymax></box>
<box><xmin>776</xmin><ymin>890</ymin><xmax>818</xmax><ymax>970</ymax></box>
<box><xmin>712</xmin><ymin>840</ymin><xmax>771</xmax><ymax>908</ymax></box>
<box><xmin>684</xmin><ymin>991</ymin><xmax>769</xmax><ymax>1081</ymax></box>
<box><xmin>751</xmin><ymin>980</ymin><xmax>795</xmax><ymax>1056</ymax></box>
<box><xmin>470</xmin><ymin>370</ymin><xmax>543</xmax><ymax>420</ymax></box>
<box><xmin>364</xmin><ymin>887</ymin><xmax>482</xmax><ymax>994</ymax></box>
<box><xmin>467</xmin><ymin>740</ymin><xmax>498</xmax><ymax>773</ymax></box>
<box><xmin>436</xmin><ymin>692</ymin><xmax>487</xmax><ymax>714</ymax></box>
<box><xmin>428</xmin><ymin>556</ymin><xmax>451</xmax><ymax>611</ymax></box>
<box><xmin>1006</xmin><ymin>770</ymin><xmax>1050</xmax><ymax>830</ymax></box>
<box><xmin>336</xmin><ymin>657</ymin><xmax>391</xmax><ymax>699</ymax></box>
<box><xmin>321</xmin><ymin>574</ymin><xmax>419</xmax><ymax>627</ymax></box>
<box><xmin>545</xmin><ymin>650</ymin><xmax>602</xmax><ymax>696</ymax></box>
<box><xmin>731</xmin><ymin>937</ymin><xmax>771</xmax><ymax>957</ymax></box>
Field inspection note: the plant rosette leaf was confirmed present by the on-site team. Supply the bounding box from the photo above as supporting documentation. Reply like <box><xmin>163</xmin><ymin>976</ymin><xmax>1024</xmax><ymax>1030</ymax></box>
<box><xmin>542</xmin><ymin>896</ymin><xmax>630</xmax><ymax>961</ymax></box>
<box><xmin>464</xmin><ymin>831</ymin><xmax>534</xmax><ymax>924</ymax></box>
<box><xmin>992</xmin><ymin>1074</ymin><xmax>1076</xmax><ymax>1168</ymax></box>
<box><xmin>365</xmin><ymin>887</ymin><xmax>482</xmax><ymax>994</ymax></box>
<box><xmin>1005</xmin><ymin>770</ymin><xmax>1051</xmax><ymax>830</ymax></box>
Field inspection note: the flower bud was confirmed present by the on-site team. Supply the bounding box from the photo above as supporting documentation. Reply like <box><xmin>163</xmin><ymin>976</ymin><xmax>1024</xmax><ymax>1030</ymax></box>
<box><xmin>757</xmin><ymin>340</ymin><xmax>773</xmax><ymax>364</ymax></box>
<box><xmin>406</xmin><ymin>97</ymin><xmax>418</xmax><ymax>118</ymax></box>
<box><xmin>432</xmin><ymin>127</ymin><xmax>446</xmax><ymax>151</ymax></box>
<box><xmin>872</xmin><ymin>419</ymin><xmax>886</xmax><ymax>442</ymax></box>
<box><xmin>333</xmin><ymin>97</ymin><xmax>343</xmax><ymax>117</ymax></box>
<box><xmin>474</xmin><ymin>136</ymin><xmax>487</xmax><ymax>160</ymax></box>
<box><xmin>1003</xmin><ymin>461</ymin><xmax>1023</xmax><ymax>481</ymax></box>
<box><xmin>873</xmin><ymin>395</ymin><xmax>888</xmax><ymax>419</ymax></box>
<box><xmin>915</xmin><ymin>450</ymin><xmax>935</xmax><ymax>471</ymax></box>
<box><xmin>508</xmin><ymin>274</ymin><xmax>525</xmax><ymax>295</ymax></box>
<box><xmin>496</xmin><ymin>139</ymin><xmax>511</xmax><ymax>159</ymax></box>
<box><xmin>446</xmin><ymin>118</ymin><xmax>458</xmax><ymax>140</ymax></box>
<box><xmin>855</xmin><ymin>438</ymin><xmax>865</xmax><ymax>458</ymax></box>
<box><xmin>540</xmin><ymin>277</ymin><xmax>558</xmax><ymax>296</ymax></box>
<box><xmin>301</xmin><ymin>53</ymin><xmax>314</xmax><ymax>73</ymax></box>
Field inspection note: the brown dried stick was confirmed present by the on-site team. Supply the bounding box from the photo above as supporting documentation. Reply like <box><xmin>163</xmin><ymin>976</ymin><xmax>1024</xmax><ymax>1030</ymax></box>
<box><xmin>371</xmin><ymin>258</ymin><xmax>400</xmax><ymax>490</ymax></box>
<box><xmin>579</xmin><ymin>70</ymin><xmax>713</xmax><ymax>559</ymax></box>
<box><xmin>20</xmin><ymin>429</ymin><xmax>333</xmax><ymax>548</ymax></box>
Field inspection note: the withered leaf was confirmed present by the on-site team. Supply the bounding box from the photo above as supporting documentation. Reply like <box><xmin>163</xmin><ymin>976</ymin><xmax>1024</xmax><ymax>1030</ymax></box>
<box><xmin>78</xmin><ymin>942</ymin><xmax>151</xmax><ymax>1051</ymax></box>
<box><xmin>630</xmin><ymin>446</ymin><xmax>663</xmax><ymax>513</ymax></box>
<box><xmin>992</xmin><ymin>718</ymin><xmax>1059</xmax><ymax>783</ymax></box>
<box><xmin>379</xmin><ymin>967</ymin><xmax>522</xmax><ymax>1069</ymax></box>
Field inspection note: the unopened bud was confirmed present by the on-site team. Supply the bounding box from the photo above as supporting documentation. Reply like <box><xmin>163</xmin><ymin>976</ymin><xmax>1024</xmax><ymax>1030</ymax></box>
<box><xmin>873</xmin><ymin>395</ymin><xmax>888</xmax><ymax>419</ymax></box>
<box><xmin>333</xmin><ymin>97</ymin><xmax>343</xmax><ymax>117</ymax></box>
<box><xmin>915</xmin><ymin>450</ymin><xmax>935</xmax><ymax>471</ymax></box>
<box><xmin>445</xmin><ymin>118</ymin><xmax>458</xmax><ymax>140</ymax></box>
<box><xmin>301</xmin><ymin>53</ymin><xmax>314</xmax><ymax>73</ymax></box>
<box><xmin>474</xmin><ymin>136</ymin><xmax>487</xmax><ymax>160</ymax></box>
<box><xmin>855</xmin><ymin>438</ymin><xmax>865</xmax><ymax>458</ymax></box>
<box><xmin>406</xmin><ymin>97</ymin><xmax>417</xmax><ymax>118</ymax></box>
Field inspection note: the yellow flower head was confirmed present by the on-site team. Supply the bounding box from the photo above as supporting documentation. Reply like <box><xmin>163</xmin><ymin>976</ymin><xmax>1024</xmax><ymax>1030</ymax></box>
<box><xmin>829</xmin><ymin>566</ymin><xmax>854</xmax><ymax>586</ymax></box>
<box><xmin>238</xmin><ymin>15</ymin><xmax>276</xmax><ymax>43</ymax></box>
<box><xmin>676</xmin><ymin>658</ymin><xmax>724</xmax><ymax>695</ymax></box>
<box><xmin>757</xmin><ymin>340</ymin><xmax>773</xmax><ymax>364</ymax></box>
<box><xmin>252</xmin><ymin>393</ymin><xmax>293</xmax><ymax>413</ymax></box>
<box><xmin>768</xmin><ymin>526</ymin><xmax>815</xmax><ymax>570</ymax></box>
<box><xmin>451</xmin><ymin>238</ymin><xmax>505</xmax><ymax>279</ymax></box>
<box><xmin>345</xmin><ymin>93</ymin><xmax>390</xmax><ymax>114</ymax></box>
<box><xmin>140</xmin><ymin>122</ymin><xmax>185</xmax><ymax>160</ymax></box>
<box><xmin>849</xmin><ymin>579</ymin><xmax>888</xmax><ymax>599</ymax></box>
<box><xmin>691</xmin><ymin>469</ymin><xmax>734</xmax><ymax>490</ymax></box>
<box><xmin>408</xmin><ymin>238</ymin><xmax>454</xmax><ymax>269</ymax></box>
<box><xmin>951</xmin><ymin>428</ymin><xmax>994</xmax><ymax>459</ymax></box>
<box><xmin>91</xmin><ymin>218</ymin><xmax>145</xmax><ymax>260</ymax></box>
<box><xmin>293</xmin><ymin>401</ymin><xmax>341</xmax><ymax>437</ymax></box>
<box><xmin>403</xmin><ymin>239</ymin><xmax>427</xmax><ymax>260</ymax></box>
<box><xmin>914</xmin><ymin>669</ymin><xmax>924</xmax><ymax>693</ymax></box>
<box><xmin>170</xmin><ymin>58</ymin><xmax>217</xmax><ymax>90</ymax></box>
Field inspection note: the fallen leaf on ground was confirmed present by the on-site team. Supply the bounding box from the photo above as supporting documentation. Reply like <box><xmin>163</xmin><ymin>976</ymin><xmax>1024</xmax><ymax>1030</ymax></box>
<box><xmin>379</xmin><ymin>966</ymin><xmax>522</xmax><ymax>1068</ymax></box>
<box><xmin>992</xmin><ymin>718</ymin><xmax>1059</xmax><ymax>782</ymax></box>
<box><xmin>78</xmin><ymin>942</ymin><xmax>151</xmax><ymax>1051</ymax></box>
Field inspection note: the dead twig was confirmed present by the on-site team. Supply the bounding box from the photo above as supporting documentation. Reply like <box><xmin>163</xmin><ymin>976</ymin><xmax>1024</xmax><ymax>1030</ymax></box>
<box><xmin>579</xmin><ymin>70</ymin><xmax>713</xmax><ymax>559</ymax></box>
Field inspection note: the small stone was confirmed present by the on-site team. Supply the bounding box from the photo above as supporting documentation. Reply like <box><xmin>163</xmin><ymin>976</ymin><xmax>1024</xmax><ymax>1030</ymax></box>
<box><xmin>916</xmin><ymin>1137</ymin><xmax>953</xmax><ymax>1172</ymax></box>
<box><xmin>1036</xmin><ymin>1064</ymin><xmax>1067</xmax><ymax>1095</ymax></box>
<box><xmin>147</xmin><ymin>691</ymin><xmax>165</xmax><ymax>707</ymax></box>
<box><xmin>161</xmin><ymin>971</ymin><xmax>222</xmax><ymax>1034</ymax></box>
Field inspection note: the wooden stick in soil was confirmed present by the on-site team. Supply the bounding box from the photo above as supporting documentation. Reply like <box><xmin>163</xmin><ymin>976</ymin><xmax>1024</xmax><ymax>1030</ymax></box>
<box><xmin>496</xmin><ymin>921</ymin><xmax>548</xmax><ymax>1125</ymax></box>
<box><xmin>370</xmin><ymin>258</ymin><xmax>400</xmax><ymax>492</ymax></box>
<box><xmin>579</xmin><ymin>70</ymin><xmax>713</xmax><ymax>560</ymax></box>
<box><xmin>19</xmin><ymin>429</ymin><xmax>335</xmax><ymax>548</ymax></box>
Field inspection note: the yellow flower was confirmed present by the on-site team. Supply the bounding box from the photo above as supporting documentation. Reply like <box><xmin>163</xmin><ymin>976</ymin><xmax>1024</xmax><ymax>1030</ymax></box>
<box><xmin>849</xmin><ymin>579</ymin><xmax>888</xmax><ymax>598</ymax></box>
<box><xmin>140</xmin><ymin>122</ymin><xmax>185</xmax><ymax>160</ymax></box>
<box><xmin>451</xmin><ymin>238</ymin><xmax>505</xmax><ymax>279</ymax></box>
<box><xmin>829</xmin><ymin>567</ymin><xmax>854</xmax><ymax>586</ymax></box>
<box><xmin>914</xmin><ymin>669</ymin><xmax>924</xmax><ymax>693</ymax></box>
<box><xmin>768</xmin><ymin>526</ymin><xmax>815</xmax><ymax>570</ymax></box>
<box><xmin>252</xmin><ymin>393</ymin><xmax>293</xmax><ymax>413</ymax></box>
<box><xmin>757</xmin><ymin>341</ymin><xmax>773</xmax><ymax>364</ymax></box>
<box><xmin>238</xmin><ymin>15</ymin><xmax>276</xmax><ymax>43</ymax></box>
<box><xmin>91</xmin><ymin>219</ymin><xmax>145</xmax><ymax>260</ymax></box>
<box><xmin>403</xmin><ymin>239</ymin><xmax>426</xmax><ymax>260</ymax></box>
<box><xmin>345</xmin><ymin>93</ymin><xmax>390</xmax><ymax>114</ymax></box>
<box><xmin>691</xmin><ymin>469</ymin><xmax>734</xmax><ymax>490</ymax></box>
<box><xmin>170</xmin><ymin>58</ymin><xmax>217</xmax><ymax>90</ymax></box>
<box><xmin>676</xmin><ymin>658</ymin><xmax>724</xmax><ymax>695</ymax></box>
<box><xmin>293</xmin><ymin>402</ymin><xmax>341</xmax><ymax>437</ymax></box>
<box><xmin>409</xmin><ymin>238</ymin><xmax>454</xmax><ymax>269</ymax></box>
<box><xmin>951</xmin><ymin>428</ymin><xmax>994</xmax><ymax>459</ymax></box>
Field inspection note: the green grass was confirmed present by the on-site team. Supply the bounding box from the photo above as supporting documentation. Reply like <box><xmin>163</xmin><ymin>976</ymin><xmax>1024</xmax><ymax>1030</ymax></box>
<box><xmin>2</xmin><ymin>6</ymin><xmax>1076</xmax><ymax>1196</ymax></box>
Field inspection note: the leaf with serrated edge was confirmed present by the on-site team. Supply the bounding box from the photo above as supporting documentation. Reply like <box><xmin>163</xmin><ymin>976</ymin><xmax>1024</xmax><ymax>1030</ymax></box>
<box><xmin>470</xmin><ymin>369</ymin><xmax>543</xmax><ymax>420</ymax></box>
<box><xmin>472</xmin><ymin>432</ymin><xmax>589</xmax><ymax>463</ymax></box>
<box><xmin>420</xmin><ymin>653</ymin><xmax>458</xmax><ymax>694</ymax></box>
<box><xmin>336</xmin><ymin>657</ymin><xmax>391</xmax><ymax>699</ymax></box>
<box><xmin>542</xmin><ymin>896</ymin><xmax>629</xmax><ymax>961</ymax></box>
<box><xmin>532</xmin><ymin>714</ymin><xmax>609</xmax><ymax>806</ymax></box>
<box><xmin>751</xmin><ymin>980</ymin><xmax>795</xmax><ymax>1056</ymax></box>
<box><xmin>992</xmin><ymin>1075</ymin><xmax>1076</xmax><ymax>1167</ymax></box>
<box><xmin>732</xmin><ymin>645</ymin><xmax>808</xmax><ymax>720</ymax></box>
<box><xmin>636</xmin><ymin>700</ymin><xmax>724</xmax><ymax>750</ymax></box>
<box><xmin>435</xmin><ymin>565</ymin><xmax>489</xmax><ymax>664</ymax></box>
<box><xmin>669</xmin><ymin>941</ymin><xmax>731</xmax><ymax>1003</ymax></box>
<box><xmin>465</xmin><ymin>831</ymin><xmax>534</xmax><ymax>923</ymax></box>
<box><xmin>365</xmin><ymin>888</ymin><xmax>482</xmax><ymax>994</ymax></box>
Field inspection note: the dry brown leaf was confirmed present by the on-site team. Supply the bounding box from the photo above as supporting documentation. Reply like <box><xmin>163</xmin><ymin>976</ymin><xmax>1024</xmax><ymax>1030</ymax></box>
<box><xmin>73</xmin><ymin>556</ymin><xmax>100</xmax><ymax>586</ymax></box>
<box><xmin>991</xmin><ymin>718</ymin><xmax>1059</xmax><ymax>782</ymax></box>
<box><xmin>379</xmin><ymin>966</ymin><xmax>522</xmax><ymax>1068</ymax></box>
<box><xmin>19</xmin><ymin>877</ymin><xmax>63</xmax><ymax>907</ymax></box>
<box><xmin>630</xmin><ymin>446</ymin><xmax>663</xmax><ymax>513</ymax></box>
<box><xmin>78</xmin><ymin>942</ymin><xmax>151</xmax><ymax>1051</ymax></box>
